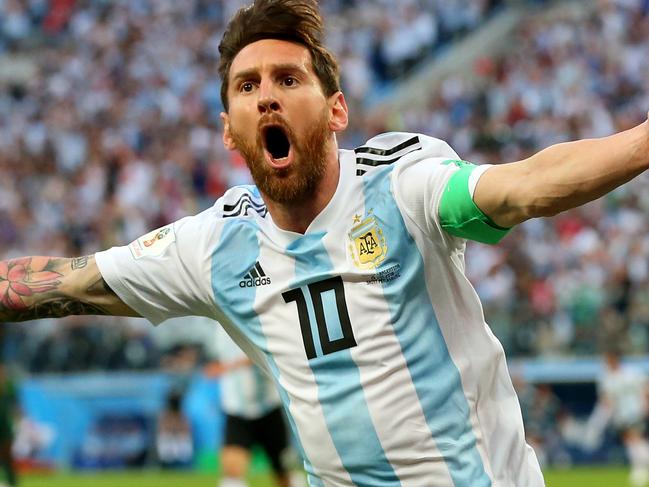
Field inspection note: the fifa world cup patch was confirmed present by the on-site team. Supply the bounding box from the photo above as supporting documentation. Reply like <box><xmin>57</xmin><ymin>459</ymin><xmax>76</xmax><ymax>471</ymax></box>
<box><xmin>129</xmin><ymin>225</ymin><xmax>176</xmax><ymax>259</ymax></box>
<box><xmin>348</xmin><ymin>210</ymin><xmax>388</xmax><ymax>270</ymax></box>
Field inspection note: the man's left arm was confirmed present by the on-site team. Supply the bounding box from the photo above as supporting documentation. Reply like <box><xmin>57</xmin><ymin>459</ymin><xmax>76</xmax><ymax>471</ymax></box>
<box><xmin>474</xmin><ymin>114</ymin><xmax>649</xmax><ymax>228</ymax></box>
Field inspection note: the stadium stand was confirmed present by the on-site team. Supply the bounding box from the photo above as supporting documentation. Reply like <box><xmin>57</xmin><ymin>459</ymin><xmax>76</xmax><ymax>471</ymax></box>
<box><xmin>0</xmin><ymin>0</ymin><xmax>504</xmax><ymax>372</ymax></box>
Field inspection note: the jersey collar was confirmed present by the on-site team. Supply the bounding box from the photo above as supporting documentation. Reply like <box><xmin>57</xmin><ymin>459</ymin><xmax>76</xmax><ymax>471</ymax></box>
<box><xmin>261</xmin><ymin>149</ymin><xmax>357</xmax><ymax>245</ymax></box>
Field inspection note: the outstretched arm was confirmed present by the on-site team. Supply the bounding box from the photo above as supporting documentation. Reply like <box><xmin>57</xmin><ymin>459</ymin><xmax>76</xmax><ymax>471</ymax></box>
<box><xmin>474</xmin><ymin>115</ymin><xmax>649</xmax><ymax>228</ymax></box>
<box><xmin>0</xmin><ymin>255</ymin><xmax>139</xmax><ymax>322</ymax></box>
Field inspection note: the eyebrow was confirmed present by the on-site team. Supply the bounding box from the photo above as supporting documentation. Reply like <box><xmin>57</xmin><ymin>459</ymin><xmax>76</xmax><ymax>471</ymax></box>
<box><xmin>231</xmin><ymin>68</ymin><xmax>259</xmax><ymax>86</ymax></box>
<box><xmin>231</xmin><ymin>63</ymin><xmax>308</xmax><ymax>85</ymax></box>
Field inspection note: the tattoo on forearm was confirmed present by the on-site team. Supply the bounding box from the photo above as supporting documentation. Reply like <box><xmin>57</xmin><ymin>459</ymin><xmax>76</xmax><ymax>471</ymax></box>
<box><xmin>3</xmin><ymin>299</ymin><xmax>111</xmax><ymax>322</ymax></box>
<box><xmin>0</xmin><ymin>256</ymin><xmax>123</xmax><ymax>322</ymax></box>
<box><xmin>71</xmin><ymin>256</ymin><xmax>89</xmax><ymax>270</ymax></box>
<box><xmin>87</xmin><ymin>278</ymin><xmax>118</xmax><ymax>297</ymax></box>
<box><xmin>0</xmin><ymin>257</ymin><xmax>63</xmax><ymax>312</ymax></box>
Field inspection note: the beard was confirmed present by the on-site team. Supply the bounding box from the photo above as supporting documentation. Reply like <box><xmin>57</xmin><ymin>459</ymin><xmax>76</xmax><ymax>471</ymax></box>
<box><xmin>230</xmin><ymin>109</ymin><xmax>330</xmax><ymax>205</ymax></box>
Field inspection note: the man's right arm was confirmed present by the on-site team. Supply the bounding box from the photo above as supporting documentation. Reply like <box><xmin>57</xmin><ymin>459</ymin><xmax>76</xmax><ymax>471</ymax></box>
<box><xmin>0</xmin><ymin>254</ymin><xmax>140</xmax><ymax>322</ymax></box>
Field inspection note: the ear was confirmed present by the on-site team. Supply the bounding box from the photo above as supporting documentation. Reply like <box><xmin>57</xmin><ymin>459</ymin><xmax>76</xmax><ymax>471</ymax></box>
<box><xmin>328</xmin><ymin>91</ymin><xmax>349</xmax><ymax>133</ymax></box>
<box><xmin>220</xmin><ymin>112</ymin><xmax>237</xmax><ymax>150</ymax></box>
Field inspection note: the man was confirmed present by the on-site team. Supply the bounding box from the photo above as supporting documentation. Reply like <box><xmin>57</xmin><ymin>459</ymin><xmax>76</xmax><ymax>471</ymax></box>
<box><xmin>595</xmin><ymin>350</ymin><xmax>649</xmax><ymax>487</ymax></box>
<box><xmin>0</xmin><ymin>363</ymin><xmax>17</xmax><ymax>487</ymax></box>
<box><xmin>205</xmin><ymin>327</ymin><xmax>302</xmax><ymax>487</ymax></box>
<box><xmin>0</xmin><ymin>0</ymin><xmax>648</xmax><ymax>485</ymax></box>
<box><xmin>156</xmin><ymin>390</ymin><xmax>194</xmax><ymax>469</ymax></box>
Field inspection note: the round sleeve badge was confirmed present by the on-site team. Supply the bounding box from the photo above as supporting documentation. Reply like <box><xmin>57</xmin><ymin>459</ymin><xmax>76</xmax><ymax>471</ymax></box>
<box><xmin>129</xmin><ymin>225</ymin><xmax>176</xmax><ymax>259</ymax></box>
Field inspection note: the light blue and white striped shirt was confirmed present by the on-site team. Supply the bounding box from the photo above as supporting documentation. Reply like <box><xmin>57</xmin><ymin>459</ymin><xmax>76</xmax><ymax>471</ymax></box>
<box><xmin>97</xmin><ymin>133</ymin><xmax>544</xmax><ymax>487</ymax></box>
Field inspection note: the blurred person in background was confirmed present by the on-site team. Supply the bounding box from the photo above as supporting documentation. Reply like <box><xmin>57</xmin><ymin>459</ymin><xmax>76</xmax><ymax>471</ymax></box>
<box><xmin>514</xmin><ymin>375</ymin><xmax>570</xmax><ymax>468</ymax></box>
<box><xmin>156</xmin><ymin>390</ymin><xmax>194</xmax><ymax>469</ymax></box>
<box><xmin>0</xmin><ymin>363</ymin><xmax>17</xmax><ymax>486</ymax></box>
<box><xmin>11</xmin><ymin>408</ymin><xmax>55</xmax><ymax>473</ymax></box>
<box><xmin>204</xmin><ymin>327</ymin><xmax>304</xmax><ymax>487</ymax></box>
<box><xmin>1</xmin><ymin>0</ymin><xmax>649</xmax><ymax>485</ymax></box>
<box><xmin>594</xmin><ymin>349</ymin><xmax>649</xmax><ymax>487</ymax></box>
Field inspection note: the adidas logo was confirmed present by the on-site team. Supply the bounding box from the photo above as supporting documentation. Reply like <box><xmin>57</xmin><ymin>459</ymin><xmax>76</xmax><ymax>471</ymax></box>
<box><xmin>239</xmin><ymin>262</ymin><xmax>272</xmax><ymax>288</ymax></box>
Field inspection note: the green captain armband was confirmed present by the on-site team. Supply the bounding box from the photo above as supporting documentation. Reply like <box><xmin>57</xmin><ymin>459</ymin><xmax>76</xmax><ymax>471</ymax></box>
<box><xmin>438</xmin><ymin>160</ymin><xmax>511</xmax><ymax>245</ymax></box>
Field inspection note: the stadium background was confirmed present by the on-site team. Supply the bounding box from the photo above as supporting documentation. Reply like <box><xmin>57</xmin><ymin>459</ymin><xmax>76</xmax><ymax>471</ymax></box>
<box><xmin>0</xmin><ymin>0</ymin><xmax>648</xmax><ymax>485</ymax></box>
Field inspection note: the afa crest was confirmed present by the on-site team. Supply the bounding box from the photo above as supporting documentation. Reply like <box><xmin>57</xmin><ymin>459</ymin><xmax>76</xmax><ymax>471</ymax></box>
<box><xmin>348</xmin><ymin>213</ymin><xmax>388</xmax><ymax>270</ymax></box>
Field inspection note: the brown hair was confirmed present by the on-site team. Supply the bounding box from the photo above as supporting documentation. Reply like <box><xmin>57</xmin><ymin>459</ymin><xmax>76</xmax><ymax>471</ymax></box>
<box><xmin>218</xmin><ymin>0</ymin><xmax>341</xmax><ymax>112</ymax></box>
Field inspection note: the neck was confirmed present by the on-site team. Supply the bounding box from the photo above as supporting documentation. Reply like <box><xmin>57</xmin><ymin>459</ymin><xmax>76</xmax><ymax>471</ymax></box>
<box><xmin>263</xmin><ymin>150</ymin><xmax>340</xmax><ymax>234</ymax></box>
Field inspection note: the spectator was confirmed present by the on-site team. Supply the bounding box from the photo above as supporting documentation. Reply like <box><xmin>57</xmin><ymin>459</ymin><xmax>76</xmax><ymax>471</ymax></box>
<box><xmin>0</xmin><ymin>0</ymin><xmax>648</xmax><ymax>372</ymax></box>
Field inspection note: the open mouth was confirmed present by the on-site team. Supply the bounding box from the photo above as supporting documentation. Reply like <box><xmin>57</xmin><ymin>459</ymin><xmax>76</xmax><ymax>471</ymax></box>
<box><xmin>262</xmin><ymin>125</ymin><xmax>292</xmax><ymax>168</ymax></box>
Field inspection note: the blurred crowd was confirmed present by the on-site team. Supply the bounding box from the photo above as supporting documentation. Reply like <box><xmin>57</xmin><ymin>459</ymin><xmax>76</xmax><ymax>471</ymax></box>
<box><xmin>449</xmin><ymin>0</ymin><xmax>649</xmax><ymax>358</ymax></box>
<box><xmin>0</xmin><ymin>0</ymin><xmax>502</xmax><ymax>240</ymax></box>
<box><xmin>0</xmin><ymin>0</ymin><xmax>648</xmax><ymax>373</ymax></box>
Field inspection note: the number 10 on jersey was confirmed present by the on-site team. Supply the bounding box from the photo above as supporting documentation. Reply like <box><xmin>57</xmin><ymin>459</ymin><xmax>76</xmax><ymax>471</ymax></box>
<box><xmin>282</xmin><ymin>276</ymin><xmax>357</xmax><ymax>360</ymax></box>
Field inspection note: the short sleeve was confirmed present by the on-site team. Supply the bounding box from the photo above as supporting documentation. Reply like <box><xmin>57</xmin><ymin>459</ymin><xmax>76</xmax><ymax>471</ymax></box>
<box><xmin>394</xmin><ymin>153</ymin><xmax>510</xmax><ymax>245</ymax></box>
<box><xmin>95</xmin><ymin>209</ymin><xmax>220</xmax><ymax>325</ymax></box>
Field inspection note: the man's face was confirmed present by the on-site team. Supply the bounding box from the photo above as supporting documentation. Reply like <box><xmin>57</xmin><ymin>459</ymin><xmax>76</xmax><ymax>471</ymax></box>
<box><xmin>221</xmin><ymin>39</ymin><xmax>344</xmax><ymax>205</ymax></box>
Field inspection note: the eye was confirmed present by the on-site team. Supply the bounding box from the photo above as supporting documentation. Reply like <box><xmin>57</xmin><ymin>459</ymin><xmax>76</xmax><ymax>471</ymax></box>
<box><xmin>240</xmin><ymin>82</ymin><xmax>255</xmax><ymax>93</ymax></box>
<box><xmin>282</xmin><ymin>76</ymin><xmax>297</xmax><ymax>87</ymax></box>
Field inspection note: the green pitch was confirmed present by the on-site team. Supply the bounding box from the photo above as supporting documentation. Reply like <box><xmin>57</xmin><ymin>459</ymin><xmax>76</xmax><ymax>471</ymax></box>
<box><xmin>14</xmin><ymin>467</ymin><xmax>630</xmax><ymax>487</ymax></box>
<box><xmin>544</xmin><ymin>466</ymin><xmax>629</xmax><ymax>486</ymax></box>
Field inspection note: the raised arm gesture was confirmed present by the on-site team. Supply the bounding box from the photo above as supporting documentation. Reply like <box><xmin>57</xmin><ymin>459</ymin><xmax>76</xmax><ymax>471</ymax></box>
<box><xmin>474</xmin><ymin>112</ymin><xmax>649</xmax><ymax>228</ymax></box>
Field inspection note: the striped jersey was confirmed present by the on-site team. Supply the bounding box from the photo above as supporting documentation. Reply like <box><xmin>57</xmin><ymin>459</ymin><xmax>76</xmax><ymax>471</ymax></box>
<box><xmin>96</xmin><ymin>132</ymin><xmax>544</xmax><ymax>486</ymax></box>
<box><xmin>215</xmin><ymin>325</ymin><xmax>282</xmax><ymax>419</ymax></box>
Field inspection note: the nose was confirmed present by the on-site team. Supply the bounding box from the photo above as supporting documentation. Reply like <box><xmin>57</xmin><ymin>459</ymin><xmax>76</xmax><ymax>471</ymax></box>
<box><xmin>257</xmin><ymin>96</ymin><xmax>281</xmax><ymax>114</ymax></box>
<box><xmin>257</xmin><ymin>81</ymin><xmax>281</xmax><ymax>114</ymax></box>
